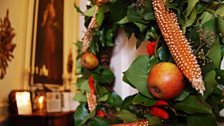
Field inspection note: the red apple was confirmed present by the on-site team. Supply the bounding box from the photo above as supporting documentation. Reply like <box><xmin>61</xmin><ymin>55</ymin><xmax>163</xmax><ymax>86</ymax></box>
<box><xmin>147</xmin><ymin>62</ymin><xmax>185</xmax><ymax>99</ymax></box>
<box><xmin>81</xmin><ymin>52</ymin><xmax>99</xmax><ymax>70</ymax></box>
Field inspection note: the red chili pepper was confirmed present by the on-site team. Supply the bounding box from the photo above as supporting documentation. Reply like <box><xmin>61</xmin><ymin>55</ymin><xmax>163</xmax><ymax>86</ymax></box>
<box><xmin>150</xmin><ymin>107</ymin><xmax>169</xmax><ymax>120</ymax></box>
<box><xmin>147</xmin><ymin>41</ymin><xmax>157</xmax><ymax>56</ymax></box>
<box><xmin>153</xmin><ymin>100</ymin><xmax>169</xmax><ymax>106</ymax></box>
<box><xmin>96</xmin><ymin>110</ymin><xmax>106</xmax><ymax>117</ymax></box>
<box><xmin>88</xmin><ymin>76</ymin><xmax>96</xmax><ymax>94</ymax></box>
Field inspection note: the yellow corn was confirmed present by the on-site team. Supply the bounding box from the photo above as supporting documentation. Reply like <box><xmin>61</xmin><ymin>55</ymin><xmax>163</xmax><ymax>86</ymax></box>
<box><xmin>152</xmin><ymin>0</ymin><xmax>205</xmax><ymax>94</ymax></box>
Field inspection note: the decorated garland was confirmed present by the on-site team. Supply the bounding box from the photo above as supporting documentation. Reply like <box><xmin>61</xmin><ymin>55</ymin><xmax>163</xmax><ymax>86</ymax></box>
<box><xmin>74</xmin><ymin>0</ymin><xmax>224</xmax><ymax>125</ymax></box>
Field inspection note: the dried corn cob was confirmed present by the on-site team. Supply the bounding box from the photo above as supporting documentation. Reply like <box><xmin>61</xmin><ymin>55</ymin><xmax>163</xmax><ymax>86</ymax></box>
<box><xmin>112</xmin><ymin>119</ymin><xmax>148</xmax><ymax>126</ymax></box>
<box><xmin>86</xmin><ymin>92</ymin><xmax>97</xmax><ymax>112</ymax></box>
<box><xmin>82</xmin><ymin>6</ymin><xmax>99</xmax><ymax>52</ymax></box>
<box><xmin>152</xmin><ymin>0</ymin><xmax>205</xmax><ymax>94</ymax></box>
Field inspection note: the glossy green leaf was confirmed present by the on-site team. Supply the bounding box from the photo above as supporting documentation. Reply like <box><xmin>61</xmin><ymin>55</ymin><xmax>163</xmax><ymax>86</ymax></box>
<box><xmin>203</xmin><ymin>70</ymin><xmax>218</xmax><ymax>99</ymax></box>
<box><xmin>127</xmin><ymin>6</ymin><xmax>148</xmax><ymax>24</ymax></box>
<box><xmin>184</xmin><ymin>0</ymin><xmax>199</xmax><ymax>18</ymax></box>
<box><xmin>174</xmin><ymin>95</ymin><xmax>212</xmax><ymax>114</ymax></box>
<box><xmin>201</xmin><ymin>14</ymin><xmax>217</xmax><ymax>33</ymax></box>
<box><xmin>96</xmin><ymin>11</ymin><xmax>104</xmax><ymax>27</ymax></box>
<box><xmin>81</xmin><ymin>110</ymin><xmax>96</xmax><ymax>124</ymax></box>
<box><xmin>199</xmin><ymin>11</ymin><xmax>214</xmax><ymax>26</ymax></box>
<box><xmin>174</xmin><ymin>90</ymin><xmax>190</xmax><ymax>102</ymax></box>
<box><xmin>74</xmin><ymin>103</ymin><xmax>89</xmax><ymax>126</ymax></box>
<box><xmin>116</xmin><ymin>110</ymin><xmax>138</xmax><ymax>123</ymax></box>
<box><xmin>215</xmin><ymin>4</ymin><xmax>224</xmax><ymax>17</ymax></box>
<box><xmin>74</xmin><ymin>92</ymin><xmax>87</xmax><ymax>102</ymax></box>
<box><xmin>148</xmin><ymin>56</ymin><xmax>161</xmax><ymax>72</ymax></box>
<box><xmin>143</xmin><ymin>12</ymin><xmax>154</xmax><ymax>21</ymax></box>
<box><xmin>98</xmin><ymin>94</ymin><xmax>109</xmax><ymax>102</ymax></box>
<box><xmin>85</xmin><ymin>5</ymin><xmax>97</xmax><ymax>17</ymax></box>
<box><xmin>196</xmin><ymin>3</ymin><xmax>209</xmax><ymax>14</ymax></box>
<box><xmin>208</xmin><ymin>37</ymin><xmax>221</xmax><ymax>67</ymax></box>
<box><xmin>132</xmin><ymin>93</ymin><xmax>148</xmax><ymax>105</ymax></box>
<box><xmin>108</xmin><ymin>92</ymin><xmax>123</xmax><ymax>107</ymax></box>
<box><xmin>121</xmin><ymin>95</ymin><xmax>135</xmax><ymax>110</ymax></box>
<box><xmin>92</xmin><ymin>68</ymin><xmax>115</xmax><ymax>84</ymax></box>
<box><xmin>77</xmin><ymin>78</ymin><xmax>90</xmax><ymax>92</ymax></box>
<box><xmin>187</xmin><ymin>114</ymin><xmax>217</xmax><ymax>126</ymax></box>
<box><xmin>132</xmin><ymin>93</ymin><xmax>156</xmax><ymax>106</ymax></box>
<box><xmin>109</xmin><ymin>0</ymin><xmax>130</xmax><ymax>23</ymax></box>
<box><xmin>217</xmin><ymin>16</ymin><xmax>224</xmax><ymax>35</ymax></box>
<box><xmin>157</xmin><ymin>44</ymin><xmax>170</xmax><ymax>62</ymax></box>
<box><xmin>123</xmin><ymin>55</ymin><xmax>153</xmax><ymax>98</ymax></box>
<box><xmin>185</xmin><ymin>9</ymin><xmax>197</xmax><ymax>28</ymax></box>
<box><xmin>118</xmin><ymin>16</ymin><xmax>129</xmax><ymax>24</ymax></box>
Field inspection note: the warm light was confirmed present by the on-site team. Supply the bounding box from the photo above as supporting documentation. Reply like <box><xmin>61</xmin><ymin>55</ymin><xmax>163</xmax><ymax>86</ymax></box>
<box><xmin>15</xmin><ymin>92</ymin><xmax>32</xmax><ymax>115</ymax></box>
<box><xmin>38</xmin><ymin>96</ymin><xmax>44</xmax><ymax>104</ymax></box>
<box><xmin>38</xmin><ymin>96</ymin><xmax>45</xmax><ymax>110</ymax></box>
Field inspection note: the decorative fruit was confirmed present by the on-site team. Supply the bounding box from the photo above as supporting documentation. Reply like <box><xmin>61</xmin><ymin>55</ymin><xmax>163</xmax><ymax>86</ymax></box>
<box><xmin>147</xmin><ymin>62</ymin><xmax>185</xmax><ymax>99</ymax></box>
<box><xmin>81</xmin><ymin>52</ymin><xmax>99</xmax><ymax>69</ymax></box>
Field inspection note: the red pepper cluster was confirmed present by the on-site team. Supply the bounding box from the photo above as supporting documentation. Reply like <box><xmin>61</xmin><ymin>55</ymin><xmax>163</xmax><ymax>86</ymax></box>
<box><xmin>149</xmin><ymin>100</ymin><xmax>169</xmax><ymax>120</ymax></box>
<box><xmin>147</xmin><ymin>41</ymin><xmax>157</xmax><ymax>56</ymax></box>
<box><xmin>88</xmin><ymin>76</ymin><xmax>96</xmax><ymax>94</ymax></box>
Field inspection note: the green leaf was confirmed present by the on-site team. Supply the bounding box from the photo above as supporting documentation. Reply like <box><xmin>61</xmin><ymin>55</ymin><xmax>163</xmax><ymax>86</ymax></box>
<box><xmin>215</xmin><ymin>4</ymin><xmax>224</xmax><ymax>17</ymax></box>
<box><xmin>132</xmin><ymin>93</ymin><xmax>148</xmax><ymax>105</ymax></box>
<box><xmin>201</xmin><ymin>14</ymin><xmax>217</xmax><ymax>33</ymax></box>
<box><xmin>185</xmin><ymin>9</ymin><xmax>197</xmax><ymax>28</ymax></box>
<box><xmin>77</xmin><ymin>78</ymin><xmax>91</xmax><ymax>92</ymax></box>
<box><xmin>92</xmin><ymin>68</ymin><xmax>115</xmax><ymax>84</ymax></box>
<box><xmin>132</xmin><ymin>93</ymin><xmax>156</xmax><ymax>106</ymax></box>
<box><xmin>121</xmin><ymin>95</ymin><xmax>135</xmax><ymax>110</ymax></box>
<box><xmin>74</xmin><ymin>92</ymin><xmax>87</xmax><ymax>102</ymax></box>
<box><xmin>98</xmin><ymin>94</ymin><xmax>109</xmax><ymax>102</ymax></box>
<box><xmin>184</xmin><ymin>0</ymin><xmax>199</xmax><ymax>18</ymax></box>
<box><xmin>134</xmin><ymin>22</ymin><xmax>147</xmax><ymax>32</ymax></box>
<box><xmin>116</xmin><ymin>110</ymin><xmax>138</xmax><ymax>123</ymax></box>
<box><xmin>217</xmin><ymin>16</ymin><xmax>224</xmax><ymax>36</ymax></box>
<box><xmin>85</xmin><ymin>5</ymin><xmax>97</xmax><ymax>17</ymax></box>
<box><xmin>91</xmin><ymin>117</ymin><xmax>109</xmax><ymax>125</ymax></box>
<box><xmin>199</xmin><ymin>11</ymin><xmax>214</xmax><ymax>26</ymax></box>
<box><xmin>157</xmin><ymin>44</ymin><xmax>170</xmax><ymax>62</ymax></box>
<box><xmin>74</xmin><ymin>103</ymin><xmax>89</xmax><ymax>126</ymax></box>
<box><xmin>109</xmin><ymin>0</ymin><xmax>130</xmax><ymax>23</ymax></box>
<box><xmin>143</xmin><ymin>12</ymin><xmax>154</xmax><ymax>21</ymax></box>
<box><xmin>187</xmin><ymin>114</ymin><xmax>217</xmax><ymax>126</ymax></box>
<box><xmin>96</xmin><ymin>11</ymin><xmax>104</xmax><ymax>27</ymax></box>
<box><xmin>208</xmin><ymin>37</ymin><xmax>221</xmax><ymax>67</ymax></box>
<box><xmin>146</xmin><ymin>114</ymin><xmax>162</xmax><ymax>126</ymax></box>
<box><xmin>174</xmin><ymin>95</ymin><xmax>212</xmax><ymax>114</ymax></box>
<box><xmin>127</xmin><ymin>5</ymin><xmax>148</xmax><ymax>24</ymax></box>
<box><xmin>216</xmin><ymin>70</ymin><xmax>224</xmax><ymax>85</ymax></box>
<box><xmin>81</xmin><ymin>110</ymin><xmax>96</xmax><ymax>124</ymax></box>
<box><xmin>123</xmin><ymin>55</ymin><xmax>153</xmax><ymax>98</ymax></box>
<box><xmin>148</xmin><ymin>56</ymin><xmax>161</xmax><ymax>71</ymax></box>
<box><xmin>203</xmin><ymin>70</ymin><xmax>218</xmax><ymax>99</ymax></box>
<box><xmin>174</xmin><ymin>90</ymin><xmax>190</xmax><ymax>102</ymax></box>
<box><xmin>118</xmin><ymin>16</ymin><xmax>129</xmax><ymax>24</ymax></box>
<box><xmin>108</xmin><ymin>92</ymin><xmax>123</xmax><ymax>107</ymax></box>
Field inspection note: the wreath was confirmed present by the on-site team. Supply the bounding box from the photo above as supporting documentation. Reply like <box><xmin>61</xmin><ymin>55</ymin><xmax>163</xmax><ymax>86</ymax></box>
<box><xmin>0</xmin><ymin>10</ymin><xmax>16</xmax><ymax>79</ymax></box>
<box><xmin>74</xmin><ymin>0</ymin><xmax>224</xmax><ymax>125</ymax></box>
